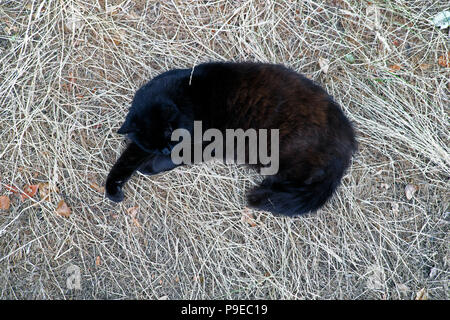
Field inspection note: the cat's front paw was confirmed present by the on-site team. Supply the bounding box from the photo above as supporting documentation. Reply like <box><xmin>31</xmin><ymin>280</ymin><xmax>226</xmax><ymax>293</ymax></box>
<box><xmin>105</xmin><ymin>181</ymin><xmax>124</xmax><ymax>202</ymax></box>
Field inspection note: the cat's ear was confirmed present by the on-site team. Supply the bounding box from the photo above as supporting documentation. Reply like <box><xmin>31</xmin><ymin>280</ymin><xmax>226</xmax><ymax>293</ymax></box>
<box><xmin>117</xmin><ymin>117</ymin><xmax>136</xmax><ymax>134</ymax></box>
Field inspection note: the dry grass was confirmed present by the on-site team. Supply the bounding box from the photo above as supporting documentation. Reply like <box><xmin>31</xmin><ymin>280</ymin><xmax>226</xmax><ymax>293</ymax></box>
<box><xmin>0</xmin><ymin>0</ymin><xmax>448</xmax><ymax>299</ymax></box>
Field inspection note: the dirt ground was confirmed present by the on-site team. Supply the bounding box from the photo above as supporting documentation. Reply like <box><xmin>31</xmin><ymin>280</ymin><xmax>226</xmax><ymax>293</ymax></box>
<box><xmin>0</xmin><ymin>0</ymin><xmax>448</xmax><ymax>299</ymax></box>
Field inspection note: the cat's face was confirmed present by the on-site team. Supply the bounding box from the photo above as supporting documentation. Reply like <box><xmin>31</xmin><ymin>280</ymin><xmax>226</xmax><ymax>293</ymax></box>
<box><xmin>117</xmin><ymin>101</ymin><xmax>182</xmax><ymax>154</ymax></box>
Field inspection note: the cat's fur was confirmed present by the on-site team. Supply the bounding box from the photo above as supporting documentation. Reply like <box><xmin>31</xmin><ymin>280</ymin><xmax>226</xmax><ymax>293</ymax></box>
<box><xmin>105</xmin><ymin>62</ymin><xmax>357</xmax><ymax>216</ymax></box>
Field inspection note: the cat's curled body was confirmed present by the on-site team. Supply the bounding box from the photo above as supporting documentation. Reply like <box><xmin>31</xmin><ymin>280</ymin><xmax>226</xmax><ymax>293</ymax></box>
<box><xmin>105</xmin><ymin>62</ymin><xmax>357</xmax><ymax>216</ymax></box>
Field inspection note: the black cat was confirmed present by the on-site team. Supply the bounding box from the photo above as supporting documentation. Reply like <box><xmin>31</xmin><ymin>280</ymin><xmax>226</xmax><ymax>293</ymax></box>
<box><xmin>105</xmin><ymin>62</ymin><xmax>357</xmax><ymax>216</ymax></box>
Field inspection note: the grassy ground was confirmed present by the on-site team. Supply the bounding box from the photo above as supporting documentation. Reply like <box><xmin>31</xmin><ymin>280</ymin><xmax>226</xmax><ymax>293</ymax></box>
<box><xmin>0</xmin><ymin>0</ymin><xmax>448</xmax><ymax>299</ymax></box>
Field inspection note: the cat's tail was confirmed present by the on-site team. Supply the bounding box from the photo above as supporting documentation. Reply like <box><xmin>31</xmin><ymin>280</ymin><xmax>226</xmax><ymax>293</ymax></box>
<box><xmin>247</xmin><ymin>157</ymin><xmax>350</xmax><ymax>216</ymax></box>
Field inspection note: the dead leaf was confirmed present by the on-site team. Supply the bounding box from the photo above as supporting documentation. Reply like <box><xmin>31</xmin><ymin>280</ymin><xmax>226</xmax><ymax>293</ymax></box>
<box><xmin>95</xmin><ymin>256</ymin><xmax>101</xmax><ymax>266</ymax></box>
<box><xmin>405</xmin><ymin>184</ymin><xmax>418</xmax><ymax>200</ymax></box>
<box><xmin>126</xmin><ymin>206</ymin><xmax>139</xmax><ymax>218</ymax></box>
<box><xmin>438</xmin><ymin>53</ymin><xmax>449</xmax><ymax>68</ymax></box>
<box><xmin>0</xmin><ymin>195</ymin><xmax>10</xmax><ymax>210</ymax></box>
<box><xmin>126</xmin><ymin>206</ymin><xmax>141</xmax><ymax>228</ymax></box>
<box><xmin>89</xmin><ymin>182</ymin><xmax>105</xmax><ymax>193</ymax></box>
<box><xmin>241</xmin><ymin>207</ymin><xmax>257</xmax><ymax>227</ymax></box>
<box><xmin>38</xmin><ymin>183</ymin><xmax>50</xmax><ymax>201</ymax></box>
<box><xmin>415</xmin><ymin>288</ymin><xmax>428</xmax><ymax>300</ymax></box>
<box><xmin>55</xmin><ymin>200</ymin><xmax>71</xmax><ymax>218</ymax></box>
<box><xmin>318</xmin><ymin>57</ymin><xmax>330</xmax><ymax>74</ymax></box>
<box><xmin>21</xmin><ymin>184</ymin><xmax>39</xmax><ymax>201</ymax></box>
<box><xmin>38</xmin><ymin>182</ymin><xmax>59</xmax><ymax>202</ymax></box>
<box><xmin>109</xmin><ymin>37</ymin><xmax>122</xmax><ymax>46</ymax></box>
<box><xmin>389</xmin><ymin>64</ymin><xmax>401</xmax><ymax>72</ymax></box>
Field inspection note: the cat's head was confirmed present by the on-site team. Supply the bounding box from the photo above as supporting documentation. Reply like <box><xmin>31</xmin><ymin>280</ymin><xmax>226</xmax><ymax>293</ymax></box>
<box><xmin>117</xmin><ymin>98</ymin><xmax>189</xmax><ymax>154</ymax></box>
